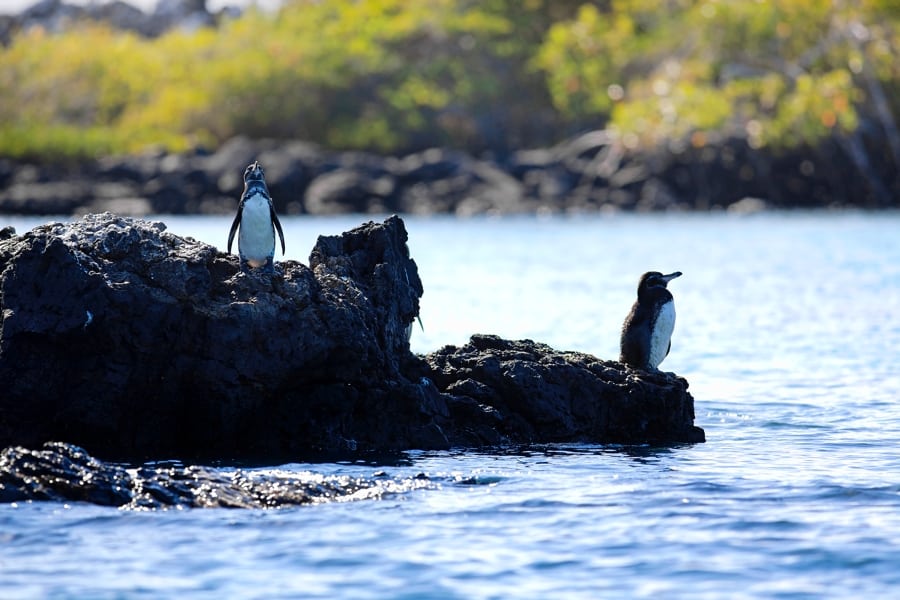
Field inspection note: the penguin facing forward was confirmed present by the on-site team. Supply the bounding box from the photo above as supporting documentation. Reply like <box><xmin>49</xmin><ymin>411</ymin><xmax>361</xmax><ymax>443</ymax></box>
<box><xmin>228</xmin><ymin>161</ymin><xmax>286</xmax><ymax>274</ymax></box>
<box><xmin>619</xmin><ymin>271</ymin><xmax>682</xmax><ymax>370</ymax></box>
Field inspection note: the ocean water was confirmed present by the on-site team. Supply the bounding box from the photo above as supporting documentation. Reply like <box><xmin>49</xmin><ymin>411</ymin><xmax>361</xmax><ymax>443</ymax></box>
<box><xmin>2</xmin><ymin>211</ymin><xmax>900</xmax><ymax>598</ymax></box>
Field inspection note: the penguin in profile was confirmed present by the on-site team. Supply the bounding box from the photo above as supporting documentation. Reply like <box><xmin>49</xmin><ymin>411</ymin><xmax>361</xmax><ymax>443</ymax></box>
<box><xmin>227</xmin><ymin>161</ymin><xmax>286</xmax><ymax>274</ymax></box>
<box><xmin>620</xmin><ymin>271</ymin><xmax>682</xmax><ymax>370</ymax></box>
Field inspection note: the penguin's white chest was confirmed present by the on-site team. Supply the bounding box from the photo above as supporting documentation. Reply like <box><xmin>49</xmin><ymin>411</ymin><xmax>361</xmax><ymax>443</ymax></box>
<box><xmin>238</xmin><ymin>193</ymin><xmax>275</xmax><ymax>266</ymax></box>
<box><xmin>648</xmin><ymin>300</ymin><xmax>676</xmax><ymax>369</ymax></box>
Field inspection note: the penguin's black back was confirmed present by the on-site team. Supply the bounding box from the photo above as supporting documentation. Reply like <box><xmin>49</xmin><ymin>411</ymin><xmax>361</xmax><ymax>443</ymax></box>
<box><xmin>619</xmin><ymin>271</ymin><xmax>677</xmax><ymax>369</ymax></box>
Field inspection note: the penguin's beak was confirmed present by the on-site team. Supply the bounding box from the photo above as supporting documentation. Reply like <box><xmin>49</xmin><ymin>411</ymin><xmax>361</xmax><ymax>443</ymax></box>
<box><xmin>245</xmin><ymin>161</ymin><xmax>264</xmax><ymax>182</ymax></box>
<box><xmin>662</xmin><ymin>271</ymin><xmax>682</xmax><ymax>283</ymax></box>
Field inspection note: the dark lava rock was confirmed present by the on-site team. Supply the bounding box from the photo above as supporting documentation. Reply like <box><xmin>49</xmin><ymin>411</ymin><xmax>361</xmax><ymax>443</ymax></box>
<box><xmin>3</xmin><ymin>0</ymin><xmax>219</xmax><ymax>40</ymax></box>
<box><xmin>6</xmin><ymin>130</ymin><xmax>887</xmax><ymax>217</ymax></box>
<box><xmin>304</xmin><ymin>168</ymin><xmax>395</xmax><ymax>215</ymax></box>
<box><xmin>392</xmin><ymin>148</ymin><xmax>527</xmax><ymax>215</ymax></box>
<box><xmin>0</xmin><ymin>212</ymin><xmax>426</xmax><ymax>459</ymax></box>
<box><xmin>410</xmin><ymin>335</ymin><xmax>705</xmax><ymax>447</ymax></box>
<box><xmin>0</xmin><ymin>441</ymin><xmax>435</xmax><ymax>508</ymax></box>
<box><xmin>0</xmin><ymin>212</ymin><xmax>703</xmax><ymax>465</ymax></box>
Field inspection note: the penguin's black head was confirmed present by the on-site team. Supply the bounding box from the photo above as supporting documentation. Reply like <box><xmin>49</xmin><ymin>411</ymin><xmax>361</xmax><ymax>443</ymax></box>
<box><xmin>243</xmin><ymin>161</ymin><xmax>265</xmax><ymax>183</ymax></box>
<box><xmin>638</xmin><ymin>271</ymin><xmax>682</xmax><ymax>292</ymax></box>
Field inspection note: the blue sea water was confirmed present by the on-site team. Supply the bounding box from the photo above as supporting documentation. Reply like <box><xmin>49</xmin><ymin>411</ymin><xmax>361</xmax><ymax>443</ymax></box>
<box><xmin>2</xmin><ymin>211</ymin><xmax>900</xmax><ymax>598</ymax></box>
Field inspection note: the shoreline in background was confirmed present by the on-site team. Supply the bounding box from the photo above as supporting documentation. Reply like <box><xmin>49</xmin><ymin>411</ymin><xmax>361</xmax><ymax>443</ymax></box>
<box><xmin>2</xmin><ymin>1</ymin><xmax>898</xmax><ymax>214</ymax></box>
<box><xmin>2</xmin><ymin>132</ymin><xmax>894</xmax><ymax>217</ymax></box>
<box><xmin>0</xmin><ymin>0</ymin><xmax>283</xmax><ymax>16</ymax></box>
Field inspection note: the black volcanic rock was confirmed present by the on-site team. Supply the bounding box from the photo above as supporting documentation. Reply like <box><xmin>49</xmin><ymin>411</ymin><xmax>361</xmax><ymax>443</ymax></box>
<box><xmin>3</xmin><ymin>0</ymin><xmax>218</xmax><ymax>39</ymax></box>
<box><xmin>0</xmin><ymin>212</ymin><xmax>427</xmax><ymax>459</ymax></box>
<box><xmin>0</xmin><ymin>441</ymin><xmax>436</xmax><ymax>508</ymax></box>
<box><xmin>8</xmin><ymin>131</ymin><xmax>888</xmax><ymax>216</ymax></box>
<box><xmin>0</xmin><ymin>212</ymin><xmax>703</xmax><ymax>465</ymax></box>
<box><xmin>410</xmin><ymin>335</ymin><xmax>705</xmax><ymax>447</ymax></box>
<box><xmin>304</xmin><ymin>167</ymin><xmax>394</xmax><ymax>215</ymax></box>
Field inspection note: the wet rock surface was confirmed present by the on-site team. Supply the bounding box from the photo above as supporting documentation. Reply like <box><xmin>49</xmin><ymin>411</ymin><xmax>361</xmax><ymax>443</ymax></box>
<box><xmin>0</xmin><ymin>212</ymin><xmax>703</xmax><ymax>475</ymax></box>
<box><xmin>0</xmin><ymin>442</ymin><xmax>436</xmax><ymax>509</ymax></box>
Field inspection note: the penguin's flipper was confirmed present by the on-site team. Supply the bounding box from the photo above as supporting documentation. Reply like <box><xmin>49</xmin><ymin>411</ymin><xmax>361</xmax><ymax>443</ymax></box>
<box><xmin>665</xmin><ymin>340</ymin><xmax>671</xmax><ymax>358</ymax></box>
<box><xmin>633</xmin><ymin>334</ymin><xmax>651</xmax><ymax>369</ymax></box>
<box><xmin>620</xmin><ymin>319</ymin><xmax>650</xmax><ymax>369</ymax></box>
<box><xmin>227</xmin><ymin>209</ymin><xmax>242</xmax><ymax>254</ymax></box>
<box><xmin>271</xmin><ymin>207</ymin><xmax>286</xmax><ymax>255</ymax></box>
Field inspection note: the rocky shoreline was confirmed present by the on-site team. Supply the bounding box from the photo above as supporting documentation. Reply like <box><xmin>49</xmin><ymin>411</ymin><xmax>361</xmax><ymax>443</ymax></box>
<box><xmin>0</xmin><ymin>0</ymin><xmax>231</xmax><ymax>44</ymax></box>
<box><xmin>0</xmin><ymin>213</ymin><xmax>703</xmax><ymax>468</ymax></box>
<box><xmin>5</xmin><ymin>130</ymin><xmax>897</xmax><ymax>218</ymax></box>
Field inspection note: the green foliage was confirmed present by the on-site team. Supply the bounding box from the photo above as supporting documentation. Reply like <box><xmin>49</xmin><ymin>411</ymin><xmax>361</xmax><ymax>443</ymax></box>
<box><xmin>0</xmin><ymin>0</ymin><xmax>899</xmax><ymax>160</ymax></box>
<box><xmin>535</xmin><ymin>4</ymin><xmax>633</xmax><ymax>118</ymax></box>
<box><xmin>534</xmin><ymin>0</ymin><xmax>899</xmax><ymax>152</ymax></box>
<box><xmin>0</xmin><ymin>23</ymin><xmax>215</xmax><ymax>157</ymax></box>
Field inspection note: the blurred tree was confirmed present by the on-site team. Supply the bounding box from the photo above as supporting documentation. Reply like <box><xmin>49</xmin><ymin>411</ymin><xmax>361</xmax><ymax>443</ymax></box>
<box><xmin>0</xmin><ymin>0</ymin><xmax>899</xmax><ymax>166</ymax></box>
<box><xmin>534</xmin><ymin>0</ymin><xmax>900</xmax><ymax>158</ymax></box>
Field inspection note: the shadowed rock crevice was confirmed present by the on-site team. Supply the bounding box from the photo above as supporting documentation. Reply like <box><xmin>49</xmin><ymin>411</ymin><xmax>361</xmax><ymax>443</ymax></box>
<box><xmin>0</xmin><ymin>212</ymin><xmax>703</xmax><ymax>465</ymax></box>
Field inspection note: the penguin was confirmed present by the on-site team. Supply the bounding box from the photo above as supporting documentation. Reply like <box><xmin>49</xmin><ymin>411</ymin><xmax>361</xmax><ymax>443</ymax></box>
<box><xmin>619</xmin><ymin>271</ymin><xmax>682</xmax><ymax>370</ymax></box>
<box><xmin>227</xmin><ymin>161</ymin><xmax>286</xmax><ymax>274</ymax></box>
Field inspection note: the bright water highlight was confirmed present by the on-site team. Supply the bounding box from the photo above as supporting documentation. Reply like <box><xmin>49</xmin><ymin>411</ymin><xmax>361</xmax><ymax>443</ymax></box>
<box><xmin>2</xmin><ymin>211</ymin><xmax>899</xmax><ymax>598</ymax></box>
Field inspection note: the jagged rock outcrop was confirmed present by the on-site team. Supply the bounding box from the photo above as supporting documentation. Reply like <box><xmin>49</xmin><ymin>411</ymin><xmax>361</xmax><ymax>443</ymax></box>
<box><xmin>0</xmin><ymin>212</ymin><xmax>703</xmax><ymax>464</ymax></box>
<box><xmin>0</xmin><ymin>212</ymin><xmax>430</xmax><ymax>459</ymax></box>
<box><xmin>411</xmin><ymin>335</ymin><xmax>704</xmax><ymax>447</ymax></box>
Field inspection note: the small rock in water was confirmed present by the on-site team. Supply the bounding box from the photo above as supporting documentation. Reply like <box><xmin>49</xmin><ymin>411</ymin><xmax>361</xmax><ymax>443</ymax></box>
<box><xmin>0</xmin><ymin>442</ymin><xmax>436</xmax><ymax>509</ymax></box>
